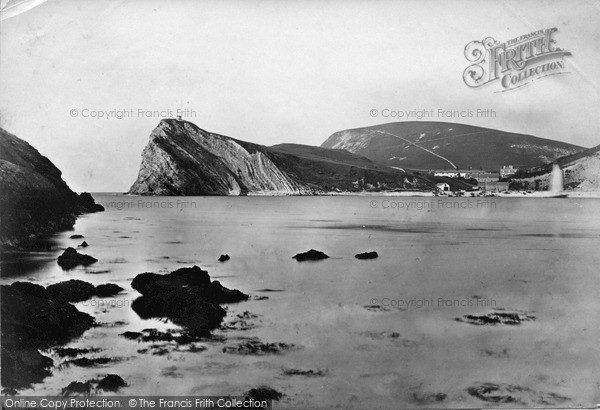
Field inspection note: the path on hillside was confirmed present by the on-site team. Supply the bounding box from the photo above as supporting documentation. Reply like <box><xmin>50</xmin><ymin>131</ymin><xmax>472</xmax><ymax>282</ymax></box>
<box><xmin>373</xmin><ymin>130</ymin><xmax>458</xmax><ymax>170</ymax></box>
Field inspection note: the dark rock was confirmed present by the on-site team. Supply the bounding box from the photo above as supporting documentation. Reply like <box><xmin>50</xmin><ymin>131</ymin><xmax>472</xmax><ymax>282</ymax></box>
<box><xmin>1</xmin><ymin>282</ymin><xmax>95</xmax><ymax>388</ymax></box>
<box><xmin>96</xmin><ymin>374</ymin><xmax>126</xmax><ymax>392</ymax></box>
<box><xmin>222</xmin><ymin>338</ymin><xmax>297</xmax><ymax>355</ymax></box>
<box><xmin>78</xmin><ymin>192</ymin><xmax>105</xmax><ymax>212</ymax></box>
<box><xmin>292</xmin><ymin>249</ymin><xmax>329</xmax><ymax>262</ymax></box>
<box><xmin>70</xmin><ymin>234</ymin><xmax>84</xmax><ymax>239</ymax></box>
<box><xmin>411</xmin><ymin>391</ymin><xmax>447</xmax><ymax>405</ymax></box>
<box><xmin>45</xmin><ymin>280</ymin><xmax>123</xmax><ymax>302</ymax></box>
<box><xmin>456</xmin><ymin>310</ymin><xmax>535</xmax><ymax>326</ymax></box>
<box><xmin>61</xmin><ymin>380</ymin><xmax>94</xmax><ymax>396</ymax></box>
<box><xmin>218</xmin><ymin>254</ymin><xmax>230</xmax><ymax>262</ymax></box>
<box><xmin>0</xmin><ymin>129</ymin><xmax>101</xmax><ymax>250</ymax></box>
<box><xmin>282</xmin><ymin>368</ymin><xmax>328</xmax><ymax>377</ymax></box>
<box><xmin>67</xmin><ymin>357</ymin><xmax>112</xmax><ymax>367</ymax></box>
<box><xmin>47</xmin><ymin>280</ymin><xmax>96</xmax><ymax>302</ymax></box>
<box><xmin>120</xmin><ymin>331</ymin><xmax>142</xmax><ymax>340</ymax></box>
<box><xmin>53</xmin><ymin>347</ymin><xmax>102</xmax><ymax>358</ymax></box>
<box><xmin>94</xmin><ymin>283</ymin><xmax>124</xmax><ymax>298</ymax></box>
<box><xmin>80</xmin><ymin>241</ymin><xmax>89</xmax><ymax>247</ymax></box>
<box><xmin>355</xmin><ymin>251</ymin><xmax>378</xmax><ymax>259</ymax></box>
<box><xmin>130</xmin><ymin>266</ymin><xmax>248</xmax><ymax>335</ymax></box>
<box><xmin>246</xmin><ymin>386</ymin><xmax>283</xmax><ymax>401</ymax></box>
<box><xmin>57</xmin><ymin>247</ymin><xmax>98</xmax><ymax>269</ymax></box>
<box><xmin>467</xmin><ymin>382</ymin><xmax>569</xmax><ymax>405</ymax></box>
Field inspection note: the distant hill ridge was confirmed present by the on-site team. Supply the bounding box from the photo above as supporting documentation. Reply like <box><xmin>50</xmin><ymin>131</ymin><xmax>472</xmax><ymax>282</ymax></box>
<box><xmin>321</xmin><ymin>121</ymin><xmax>585</xmax><ymax>171</ymax></box>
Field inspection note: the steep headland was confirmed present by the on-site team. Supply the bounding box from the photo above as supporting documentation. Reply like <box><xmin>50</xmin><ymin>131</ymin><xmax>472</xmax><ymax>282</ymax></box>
<box><xmin>128</xmin><ymin>119</ymin><xmax>435</xmax><ymax>195</ymax></box>
<box><xmin>0</xmin><ymin>128</ymin><xmax>104</xmax><ymax>251</ymax></box>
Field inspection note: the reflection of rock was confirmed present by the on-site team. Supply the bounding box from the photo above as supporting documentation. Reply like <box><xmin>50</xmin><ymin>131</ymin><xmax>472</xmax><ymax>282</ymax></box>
<box><xmin>292</xmin><ymin>249</ymin><xmax>329</xmax><ymax>262</ymax></box>
<box><xmin>466</xmin><ymin>383</ymin><xmax>569</xmax><ymax>405</ymax></box>
<box><xmin>456</xmin><ymin>309</ymin><xmax>535</xmax><ymax>326</ymax></box>
<box><xmin>131</xmin><ymin>266</ymin><xmax>248</xmax><ymax>336</ymax></box>
<box><xmin>355</xmin><ymin>251</ymin><xmax>378</xmax><ymax>259</ymax></box>
<box><xmin>223</xmin><ymin>337</ymin><xmax>297</xmax><ymax>355</ymax></box>
<box><xmin>246</xmin><ymin>386</ymin><xmax>283</xmax><ymax>401</ymax></box>
<box><xmin>218</xmin><ymin>254</ymin><xmax>230</xmax><ymax>262</ymax></box>
<box><xmin>57</xmin><ymin>247</ymin><xmax>98</xmax><ymax>269</ymax></box>
<box><xmin>1</xmin><ymin>282</ymin><xmax>94</xmax><ymax>389</ymax></box>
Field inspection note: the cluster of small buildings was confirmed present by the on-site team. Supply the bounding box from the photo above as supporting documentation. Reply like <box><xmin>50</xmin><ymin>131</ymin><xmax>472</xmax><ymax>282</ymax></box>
<box><xmin>432</xmin><ymin>165</ymin><xmax>518</xmax><ymax>192</ymax></box>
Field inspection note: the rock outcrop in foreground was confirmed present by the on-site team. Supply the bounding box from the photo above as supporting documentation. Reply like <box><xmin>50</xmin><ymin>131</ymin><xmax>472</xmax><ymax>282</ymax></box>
<box><xmin>0</xmin><ymin>282</ymin><xmax>95</xmax><ymax>388</ymax></box>
<box><xmin>131</xmin><ymin>266</ymin><xmax>248</xmax><ymax>335</ymax></box>
<box><xmin>0</xmin><ymin>128</ymin><xmax>104</xmax><ymax>250</ymax></box>
<box><xmin>128</xmin><ymin>119</ymin><xmax>433</xmax><ymax>195</ymax></box>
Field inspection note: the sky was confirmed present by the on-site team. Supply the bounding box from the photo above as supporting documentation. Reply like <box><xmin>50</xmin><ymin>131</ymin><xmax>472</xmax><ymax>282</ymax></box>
<box><xmin>1</xmin><ymin>0</ymin><xmax>599</xmax><ymax>191</ymax></box>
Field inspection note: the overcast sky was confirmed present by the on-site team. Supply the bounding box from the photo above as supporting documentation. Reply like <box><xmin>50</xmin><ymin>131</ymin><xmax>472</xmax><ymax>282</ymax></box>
<box><xmin>1</xmin><ymin>0</ymin><xmax>599</xmax><ymax>191</ymax></box>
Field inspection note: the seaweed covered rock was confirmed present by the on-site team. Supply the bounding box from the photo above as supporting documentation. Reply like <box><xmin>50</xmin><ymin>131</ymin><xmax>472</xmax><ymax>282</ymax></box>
<box><xmin>46</xmin><ymin>280</ymin><xmax>123</xmax><ymax>302</ymax></box>
<box><xmin>355</xmin><ymin>251</ymin><xmax>378</xmax><ymax>259</ymax></box>
<box><xmin>130</xmin><ymin>266</ymin><xmax>248</xmax><ymax>335</ymax></box>
<box><xmin>292</xmin><ymin>249</ymin><xmax>329</xmax><ymax>262</ymax></box>
<box><xmin>57</xmin><ymin>247</ymin><xmax>97</xmax><ymax>269</ymax></box>
<box><xmin>1</xmin><ymin>282</ymin><xmax>95</xmax><ymax>388</ymax></box>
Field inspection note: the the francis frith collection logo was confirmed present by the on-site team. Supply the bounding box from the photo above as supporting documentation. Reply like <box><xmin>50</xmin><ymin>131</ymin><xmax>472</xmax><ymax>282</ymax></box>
<box><xmin>463</xmin><ymin>28</ymin><xmax>572</xmax><ymax>92</ymax></box>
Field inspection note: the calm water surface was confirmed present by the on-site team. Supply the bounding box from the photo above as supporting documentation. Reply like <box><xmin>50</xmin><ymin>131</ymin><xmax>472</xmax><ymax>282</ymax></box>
<box><xmin>2</xmin><ymin>195</ymin><xmax>600</xmax><ymax>408</ymax></box>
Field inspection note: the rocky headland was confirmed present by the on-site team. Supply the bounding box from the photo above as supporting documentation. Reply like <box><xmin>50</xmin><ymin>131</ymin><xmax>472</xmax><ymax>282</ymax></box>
<box><xmin>0</xmin><ymin>128</ymin><xmax>104</xmax><ymax>251</ymax></box>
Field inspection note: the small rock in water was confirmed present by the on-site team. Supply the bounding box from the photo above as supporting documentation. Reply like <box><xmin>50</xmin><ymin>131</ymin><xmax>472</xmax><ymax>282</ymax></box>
<box><xmin>61</xmin><ymin>380</ymin><xmax>95</xmax><ymax>396</ymax></box>
<box><xmin>222</xmin><ymin>338</ymin><xmax>297</xmax><ymax>355</ymax></box>
<box><xmin>246</xmin><ymin>386</ymin><xmax>283</xmax><ymax>401</ymax></box>
<box><xmin>456</xmin><ymin>309</ymin><xmax>535</xmax><ymax>326</ymax></box>
<box><xmin>282</xmin><ymin>368</ymin><xmax>328</xmax><ymax>377</ymax></box>
<box><xmin>218</xmin><ymin>254</ymin><xmax>230</xmax><ymax>262</ymax></box>
<box><xmin>292</xmin><ymin>249</ymin><xmax>329</xmax><ymax>262</ymax></box>
<box><xmin>80</xmin><ymin>241</ymin><xmax>88</xmax><ymax>247</ymax></box>
<box><xmin>70</xmin><ymin>234</ymin><xmax>84</xmax><ymax>239</ymax></box>
<box><xmin>94</xmin><ymin>283</ymin><xmax>124</xmax><ymax>297</ymax></box>
<box><xmin>411</xmin><ymin>391</ymin><xmax>447</xmax><ymax>405</ymax></box>
<box><xmin>355</xmin><ymin>251</ymin><xmax>378</xmax><ymax>259</ymax></box>
<box><xmin>57</xmin><ymin>247</ymin><xmax>97</xmax><ymax>269</ymax></box>
<box><xmin>96</xmin><ymin>374</ymin><xmax>126</xmax><ymax>392</ymax></box>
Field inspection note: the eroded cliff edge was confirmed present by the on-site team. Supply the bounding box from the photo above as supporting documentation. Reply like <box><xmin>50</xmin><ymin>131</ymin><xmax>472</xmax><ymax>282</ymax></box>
<box><xmin>128</xmin><ymin>119</ymin><xmax>434</xmax><ymax>195</ymax></box>
<box><xmin>0</xmin><ymin>128</ymin><xmax>104</xmax><ymax>250</ymax></box>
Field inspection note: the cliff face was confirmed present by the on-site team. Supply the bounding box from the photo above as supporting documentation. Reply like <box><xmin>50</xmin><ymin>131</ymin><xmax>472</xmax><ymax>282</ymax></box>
<box><xmin>510</xmin><ymin>144</ymin><xmax>600</xmax><ymax>191</ymax></box>
<box><xmin>129</xmin><ymin>119</ymin><xmax>433</xmax><ymax>195</ymax></box>
<box><xmin>0</xmin><ymin>128</ymin><xmax>103</xmax><ymax>250</ymax></box>
<box><xmin>129</xmin><ymin>120</ymin><xmax>309</xmax><ymax>195</ymax></box>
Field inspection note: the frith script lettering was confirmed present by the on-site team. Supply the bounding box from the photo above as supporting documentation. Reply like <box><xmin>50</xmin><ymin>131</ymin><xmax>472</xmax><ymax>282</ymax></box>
<box><xmin>463</xmin><ymin>28</ymin><xmax>572</xmax><ymax>91</ymax></box>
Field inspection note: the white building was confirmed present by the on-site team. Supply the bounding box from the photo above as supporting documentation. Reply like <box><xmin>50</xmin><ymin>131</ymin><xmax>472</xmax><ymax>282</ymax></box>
<box><xmin>435</xmin><ymin>182</ymin><xmax>450</xmax><ymax>192</ymax></box>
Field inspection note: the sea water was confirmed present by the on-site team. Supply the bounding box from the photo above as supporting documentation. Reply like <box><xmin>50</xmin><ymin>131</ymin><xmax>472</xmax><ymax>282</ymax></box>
<box><xmin>2</xmin><ymin>195</ymin><xmax>600</xmax><ymax>408</ymax></box>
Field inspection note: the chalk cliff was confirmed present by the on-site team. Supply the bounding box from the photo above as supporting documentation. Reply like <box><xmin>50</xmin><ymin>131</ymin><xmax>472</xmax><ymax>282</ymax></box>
<box><xmin>129</xmin><ymin>119</ymin><xmax>433</xmax><ymax>195</ymax></box>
